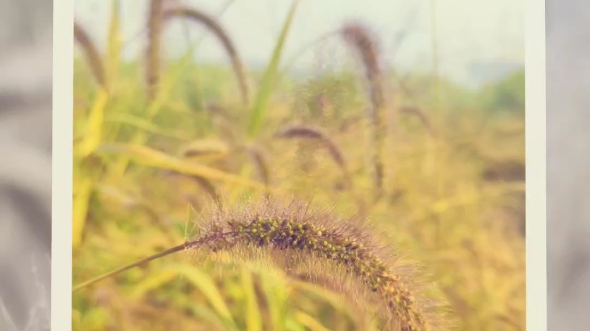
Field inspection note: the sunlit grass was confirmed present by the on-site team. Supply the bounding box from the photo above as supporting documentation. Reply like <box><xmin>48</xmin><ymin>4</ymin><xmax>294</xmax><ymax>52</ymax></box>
<box><xmin>72</xmin><ymin>1</ymin><xmax>525</xmax><ymax>330</ymax></box>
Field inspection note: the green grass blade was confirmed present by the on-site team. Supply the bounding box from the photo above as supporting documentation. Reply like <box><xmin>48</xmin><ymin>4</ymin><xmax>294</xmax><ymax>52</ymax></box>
<box><xmin>76</xmin><ymin>89</ymin><xmax>109</xmax><ymax>158</ymax></box>
<box><xmin>110</xmin><ymin>49</ymin><xmax>197</xmax><ymax>177</ymax></box>
<box><xmin>293</xmin><ymin>311</ymin><xmax>331</xmax><ymax>331</ymax></box>
<box><xmin>97</xmin><ymin>143</ymin><xmax>274</xmax><ymax>192</ymax></box>
<box><xmin>130</xmin><ymin>268</ymin><xmax>178</xmax><ymax>298</ymax></box>
<box><xmin>190</xmin><ymin>305</ymin><xmax>235</xmax><ymax>331</ymax></box>
<box><xmin>246</xmin><ymin>0</ymin><xmax>300</xmax><ymax>138</ymax></box>
<box><xmin>105</xmin><ymin>113</ymin><xmax>193</xmax><ymax>141</ymax></box>
<box><xmin>172</xmin><ymin>264</ymin><xmax>238</xmax><ymax>330</ymax></box>
<box><xmin>241</xmin><ymin>268</ymin><xmax>262</xmax><ymax>331</ymax></box>
<box><xmin>259</xmin><ymin>271</ymin><xmax>288</xmax><ymax>331</ymax></box>
<box><xmin>110</xmin><ymin>3</ymin><xmax>239</xmax><ymax>177</ymax></box>
<box><xmin>292</xmin><ymin>280</ymin><xmax>359</xmax><ymax>327</ymax></box>
<box><xmin>72</xmin><ymin>166</ymin><xmax>94</xmax><ymax>249</ymax></box>
<box><xmin>131</xmin><ymin>265</ymin><xmax>239</xmax><ymax>330</ymax></box>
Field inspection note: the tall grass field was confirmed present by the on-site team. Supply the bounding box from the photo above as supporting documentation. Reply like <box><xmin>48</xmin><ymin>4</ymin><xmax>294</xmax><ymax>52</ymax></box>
<box><xmin>72</xmin><ymin>1</ymin><xmax>525</xmax><ymax>330</ymax></box>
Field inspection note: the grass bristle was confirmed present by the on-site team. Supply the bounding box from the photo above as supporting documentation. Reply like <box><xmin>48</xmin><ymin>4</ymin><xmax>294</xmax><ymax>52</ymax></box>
<box><xmin>163</xmin><ymin>6</ymin><xmax>250</xmax><ymax>106</ymax></box>
<box><xmin>187</xmin><ymin>198</ymin><xmax>442</xmax><ymax>330</ymax></box>
<box><xmin>74</xmin><ymin>21</ymin><xmax>106</xmax><ymax>88</ymax></box>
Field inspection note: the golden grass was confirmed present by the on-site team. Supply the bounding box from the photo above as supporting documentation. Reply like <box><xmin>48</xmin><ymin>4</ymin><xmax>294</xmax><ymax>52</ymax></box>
<box><xmin>72</xmin><ymin>2</ymin><xmax>525</xmax><ymax>330</ymax></box>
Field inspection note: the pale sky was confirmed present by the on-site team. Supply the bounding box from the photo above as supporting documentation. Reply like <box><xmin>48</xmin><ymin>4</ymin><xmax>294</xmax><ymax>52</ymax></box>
<box><xmin>74</xmin><ymin>0</ymin><xmax>524</xmax><ymax>85</ymax></box>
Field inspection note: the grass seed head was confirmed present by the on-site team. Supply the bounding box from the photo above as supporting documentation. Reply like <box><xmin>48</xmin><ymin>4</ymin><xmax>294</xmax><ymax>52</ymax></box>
<box><xmin>342</xmin><ymin>23</ymin><xmax>385</xmax><ymax>113</ymax></box>
<box><xmin>341</xmin><ymin>22</ymin><xmax>387</xmax><ymax>194</ymax></box>
<box><xmin>274</xmin><ymin>123</ymin><xmax>347</xmax><ymax>172</ymax></box>
<box><xmin>186</xmin><ymin>198</ymin><xmax>444</xmax><ymax>330</ymax></box>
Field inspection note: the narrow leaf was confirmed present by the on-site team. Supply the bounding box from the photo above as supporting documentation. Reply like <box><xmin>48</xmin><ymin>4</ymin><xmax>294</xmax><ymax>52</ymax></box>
<box><xmin>97</xmin><ymin>143</ymin><xmax>274</xmax><ymax>192</ymax></box>
<box><xmin>246</xmin><ymin>0</ymin><xmax>300</xmax><ymax>138</ymax></box>
<box><xmin>241</xmin><ymin>268</ymin><xmax>262</xmax><ymax>331</ymax></box>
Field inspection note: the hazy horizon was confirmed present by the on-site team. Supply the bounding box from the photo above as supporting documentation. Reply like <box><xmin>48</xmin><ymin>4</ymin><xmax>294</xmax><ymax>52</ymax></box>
<box><xmin>74</xmin><ymin>0</ymin><xmax>524</xmax><ymax>87</ymax></box>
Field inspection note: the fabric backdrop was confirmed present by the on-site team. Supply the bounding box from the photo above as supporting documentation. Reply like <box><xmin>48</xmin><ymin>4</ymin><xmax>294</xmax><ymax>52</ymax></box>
<box><xmin>0</xmin><ymin>0</ymin><xmax>53</xmax><ymax>330</ymax></box>
<box><xmin>547</xmin><ymin>0</ymin><xmax>590</xmax><ymax>330</ymax></box>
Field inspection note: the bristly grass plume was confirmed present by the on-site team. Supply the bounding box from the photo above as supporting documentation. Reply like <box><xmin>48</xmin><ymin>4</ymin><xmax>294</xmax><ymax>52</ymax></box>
<box><xmin>73</xmin><ymin>198</ymin><xmax>446</xmax><ymax>331</ymax></box>
<box><xmin>341</xmin><ymin>23</ymin><xmax>387</xmax><ymax>197</ymax></box>
<box><xmin>274</xmin><ymin>123</ymin><xmax>352</xmax><ymax>188</ymax></box>
<box><xmin>274</xmin><ymin>123</ymin><xmax>347</xmax><ymax>173</ymax></box>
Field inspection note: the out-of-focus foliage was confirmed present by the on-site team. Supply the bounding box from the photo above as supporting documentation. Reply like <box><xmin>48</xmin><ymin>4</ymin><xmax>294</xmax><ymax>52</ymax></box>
<box><xmin>479</xmin><ymin>70</ymin><xmax>525</xmax><ymax>114</ymax></box>
<box><xmin>72</xmin><ymin>2</ymin><xmax>525</xmax><ymax>330</ymax></box>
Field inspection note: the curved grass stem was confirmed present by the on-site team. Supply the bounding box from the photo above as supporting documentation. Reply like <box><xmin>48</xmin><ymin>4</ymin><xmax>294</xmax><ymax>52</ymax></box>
<box><xmin>72</xmin><ymin>242</ymin><xmax>188</xmax><ymax>293</ymax></box>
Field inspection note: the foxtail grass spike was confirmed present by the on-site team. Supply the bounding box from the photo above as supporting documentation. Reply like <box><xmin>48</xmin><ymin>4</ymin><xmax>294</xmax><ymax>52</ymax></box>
<box><xmin>342</xmin><ymin>23</ymin><xmax>387</xmax><ymax>196</ymax></box>
<box><xmin>73</xmin><ymin>199</ymin><xmax>443</xmax><ymax>330</ymax></box>
<box><xmin>274</xmin><ymin>123</ymin><xmax>346</xmax><ymax>171</ymax></box>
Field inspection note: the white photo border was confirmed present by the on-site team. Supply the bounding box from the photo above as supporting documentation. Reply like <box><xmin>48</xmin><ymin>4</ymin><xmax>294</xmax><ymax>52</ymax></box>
<box><xmin>525</xmin><ymin>0</ymin><xmax>547</xmax><ymax>330</ymax></box>
<box><xmin>52</xmin><ymin>0</ymin><xmax>74</xmax><ymax>330</ymax></box>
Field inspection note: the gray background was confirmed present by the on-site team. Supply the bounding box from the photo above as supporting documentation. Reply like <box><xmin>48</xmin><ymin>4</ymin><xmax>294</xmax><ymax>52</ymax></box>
<box><xmin>0</xmin><ymin>0</ymin><xmax>52</xmax><ymax>330</ymax></box>
<box><xmin>547</xmin><ymin>0</ymin><xmax>590</xmax><ymax>330</ymax></box>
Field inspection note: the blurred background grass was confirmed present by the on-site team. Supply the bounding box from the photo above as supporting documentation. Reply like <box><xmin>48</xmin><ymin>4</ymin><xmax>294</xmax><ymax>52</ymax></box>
<box><xmin>72</xmin><ymin>1</ymin><xmax>525</xmax><ymax>330</ymax></box>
